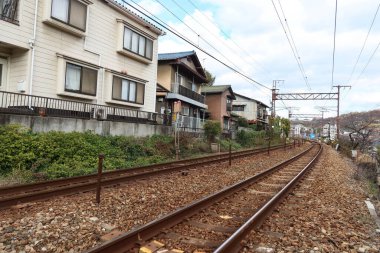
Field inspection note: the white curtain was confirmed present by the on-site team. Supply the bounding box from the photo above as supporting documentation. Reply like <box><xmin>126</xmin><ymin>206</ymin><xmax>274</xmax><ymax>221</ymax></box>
<box><xmin>129</xmin><ymin>81</ymin><xmax>136</xmax><ymax>102</ymax></box>
<box><xmin>65</xmin><ymin>64</ymin><xmax>81</xmax><ymax>91</ymax></box>
<box><xmin>51</xmin><ymin>0</ymin><xmax>69</xmax><ymax>22</ymax></box>
<box><xmin>121</xmin><ymin>80</ymin><xmax>129</xmax><ymax>101</ymax></box>
<box><xmin>138</xmin><ymin>36</ymin><xmax>145</xmax><ymax>56</ymax></box>
<box><xmin>124</xmin><ymin>28</ymin><xmax>132</xmax><ymax>50</ymax></box>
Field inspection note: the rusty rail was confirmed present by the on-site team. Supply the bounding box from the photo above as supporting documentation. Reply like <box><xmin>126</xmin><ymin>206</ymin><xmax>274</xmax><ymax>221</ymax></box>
<box><xmin>0</xmin><ymin>143</ymin><xmax>296</xmax><ymax>208</ymax></box>
<box><xmin>214</xmin><ymin>143</ymin><xmax>322</xmax><ymax>253</ymax></box>
<box><xmin>83</xmin><ymin>144</ymin><xmax>317</xmax><ymax>253</ymax></box>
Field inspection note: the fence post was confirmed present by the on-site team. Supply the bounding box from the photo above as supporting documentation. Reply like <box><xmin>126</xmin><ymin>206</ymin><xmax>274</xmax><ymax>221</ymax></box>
<box><xmin>293</xmin><ymin>139</ymin><xmax>296</xmax><ymax>149</ymax></box>
<box><xmin>284</xmin><ymin>138</ymin><xmax>286</xmax><ymax>150</ymax></box>
<box><xmin>229</xmin><ymin>142</ymin><xmax>232</xmax><ymax>166</ymax></box>
<box><xmin>96</xmin><ymin>154</ymin><xmax>105</xmax><ymax>204</ymax></box>
<box><xmin>267</xmin><ymin>139</ymin><xmax>271</xmax><ymax>155</ymax></box>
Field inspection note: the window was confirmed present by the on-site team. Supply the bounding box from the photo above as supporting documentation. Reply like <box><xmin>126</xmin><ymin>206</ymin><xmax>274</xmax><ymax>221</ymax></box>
<box><xmin>0</xmin><ymin>64</ymin><xmax>2</xmax><ymax>86</ymax></box>
<box><xmin>176</xmin><ymin>73</ymin><xmax>184</xmax><ymax>86</ymax></box>
<box><xmin>0</xmin><ymin>0</ymin><xmax>18</xmax><ymax>24</ymax></box>
<box><xmin>181</xmin><ymin>105</ymin><xmax>189</xmax><ymax>116</ymax></box>
<box><xmin>232</xmin><ymin>105</ymin><xmax>245</xmax><ymax>111</ymax></box>
<box><xmin>123</xmin><ymin>27</ymin><xmax>153</xmax><ymax>60</ymax></box>
<box><xmin>112</xmin><ymin>76</ymin><xmax>144</xmax><ymax>104</ymax></box>
<box><xmin>51</xmin><ymin>0</ymin><xmax>87</xmax><ymax>31</ymax></box>
<box><xmin>0</xmin><ymin>57</ymin><xmax>7</xmax><ymax>87</ymax></box>
<box><xmin>65</xmin><ymin>63</ymin><xmax>97</xmax><ymax>95</ymax></box>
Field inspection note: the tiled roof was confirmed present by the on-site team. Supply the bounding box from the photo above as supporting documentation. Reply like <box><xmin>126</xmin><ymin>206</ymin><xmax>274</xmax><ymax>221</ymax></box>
<box><xmin>158</xmin><ymin>51</ymin><xmax>195</xmax><ymax>61</ymax></box>
<box><xmin>201</xmin><ymin>85</ymin><xmax>231</xmax><ymax>94</ymax></box>
<box><xmin>234</xmin><ymin>93</ymin><xmax>270</xmax><ymax>108</ymax></box>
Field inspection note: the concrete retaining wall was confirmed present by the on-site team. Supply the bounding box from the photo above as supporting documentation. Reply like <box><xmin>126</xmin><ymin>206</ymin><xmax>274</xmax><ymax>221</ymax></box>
<box><xmin>0</xmin><ymin>114</ymin><xmax>173</xmax><ymax>137</ymax></box>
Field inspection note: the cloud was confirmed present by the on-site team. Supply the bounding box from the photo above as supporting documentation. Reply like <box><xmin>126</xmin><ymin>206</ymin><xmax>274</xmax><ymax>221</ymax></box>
<box><xmin>155</xmin><ymin>0</ymin><xmax>380</xmax><ymax>116</ymax></box>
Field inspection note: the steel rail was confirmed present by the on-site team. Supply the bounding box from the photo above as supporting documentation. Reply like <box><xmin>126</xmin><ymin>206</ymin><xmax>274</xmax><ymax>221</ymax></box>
<box><xmin>214</xmin><ymin>144</ymin><xmax>322</xmax><ymax>253</ymax></box>
<box><xmin>0</xmin><ymin>143</ymin><xmax>294</xmax><ymax>208</ymax></box>
<box><xmin>83</xmin><ymin>144</ymin><xmax>316</xmax><ymax>253</ymax></box>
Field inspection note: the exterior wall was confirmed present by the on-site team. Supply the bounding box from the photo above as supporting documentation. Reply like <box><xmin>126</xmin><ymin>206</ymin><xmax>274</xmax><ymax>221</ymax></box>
<box><xmin>233</xmin><ymin>96</ymin><xmax>258</xmax><ymax>121</ymax></box>
<box><xmin>0</xmin><ymin>0</ymin><xmax>161</xmax><ymax>113</ymax></box>
<box><xmin>204</xmin><ymin>93</ymin><xmax>222</xmax><ymax>124</ymax></box>
<box><xmin>179</xmin><ymin>58</ymin><xmax>196</xmax><ymax>73</ymax></box>
<box><xmin>0</xmin><ymin>114</ymin><xmax>172</xmax><ymax>137</ymax></box>
<box><xmin>157</xmin><ymin>64</ymin><xmax>172</xmax><ymax>91</ymax></box>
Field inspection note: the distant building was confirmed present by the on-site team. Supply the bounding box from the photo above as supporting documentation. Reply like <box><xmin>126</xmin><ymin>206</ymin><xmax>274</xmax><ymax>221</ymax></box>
<box><xmin>322</xmin><ymin>123</ymin><xmax>337</xmax><ymax>140</ymax></box>
<box><xmin>232</xmin><ymin>93</ymin><xmax>269</xmax><ymax>130</ymax></box>
<box><xmin>201</xmin><ymin>85</ymin><xmax>236</xmax><ymax>133</ymax></box>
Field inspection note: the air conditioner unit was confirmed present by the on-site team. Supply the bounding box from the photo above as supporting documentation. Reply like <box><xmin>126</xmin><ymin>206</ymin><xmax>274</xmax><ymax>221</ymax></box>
<box><xmin>93</xmin><ymin>108</ymin><xmax>106</xmax><ymax>120</ymax></box>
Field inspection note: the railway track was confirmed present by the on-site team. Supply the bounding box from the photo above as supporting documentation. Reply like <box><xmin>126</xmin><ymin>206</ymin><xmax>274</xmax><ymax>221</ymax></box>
<box><xmin>0</xmin><ymin>143</ymin><xmax>296</xmax><ymax>209</ymax></box>
<box><xmin>84</xmin><ymin>143</ymin><xmax>321</xmax><ymax>253</ymax></box>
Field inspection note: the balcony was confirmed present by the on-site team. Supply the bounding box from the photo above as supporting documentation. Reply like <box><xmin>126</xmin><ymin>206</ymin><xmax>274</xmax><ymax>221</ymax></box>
<box><xmin>171</xmin><ymin>83</ymin><xmax>205</xmax><ymax>104</ymax></box>
<box><xmin>0</xmin><ymin>0</ymin><xmax>19</xmax><ymax>25</ymax></box>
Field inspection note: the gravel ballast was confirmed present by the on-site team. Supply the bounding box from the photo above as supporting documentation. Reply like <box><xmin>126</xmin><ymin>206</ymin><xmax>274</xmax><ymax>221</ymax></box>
<box><xmin>242</xmin><ymin>145</ymin><xmax>380</xmax><ymax>253</ymax></box>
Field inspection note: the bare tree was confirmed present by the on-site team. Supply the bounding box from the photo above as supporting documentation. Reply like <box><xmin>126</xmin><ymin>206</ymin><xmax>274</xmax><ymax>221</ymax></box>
<box><xmin>344</xmin><ymin>115</ymin><xmax>374</xmax><ymax>151</ymax></box>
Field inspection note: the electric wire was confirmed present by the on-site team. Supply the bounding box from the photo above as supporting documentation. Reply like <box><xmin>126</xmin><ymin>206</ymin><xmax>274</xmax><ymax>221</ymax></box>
<box><xmin>122</xmin><ymin>0</ymin><xmax>272</xmax><ymax>91</ymax></box>
<box><xmin>353</xmin><ymin>41</ymin><xmax>380</xmax><ymax>84</ymax></box>
<box><xmin>185</xmin><ymin>0</ymin><xmax>274</xmax><ymax>77</ymax></box>
<box><xmin>347</xmin><ymin>1</ymin><xmax>380</xmax><ymax>85</ymax></box>
<box><xmin>152</xmin><ymin>0</ymin><xmax>242</xmax><ymax>73</ymax></box>
<box><xmin>271</xmin><ymin>0</ymin><xmax>310</xmax><ymax>91</ymax></box>
<box><xmin>331</xmin><ymin>0</ymin><xmax>338</xmax><ymax>87</ymax></box>
<box><xmin>169</xmin><ymin>0</ymin><xmax>273</xmax><ymax>81</ymax></box>
<box><xmin>277</xmin><ymin>0</ymin><xmax>311</xmax><ymax>91</ymax></box>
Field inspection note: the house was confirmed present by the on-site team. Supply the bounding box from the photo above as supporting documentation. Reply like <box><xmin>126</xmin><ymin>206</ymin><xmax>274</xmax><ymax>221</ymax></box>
<box><xmin>156</xmin><ymin>51</ymin><xmax>208</xmax><ymax>130</ymax></box>
<box><xmin>232</xmin><ymin>93</ymin><xmax>269</xmax><ymax>130</ymax></box>
<box><xmin>201</xmin><ymin>85</ymin><xmax>236</xmax><ymax>132</ymax></box>
<box><xmin>322</xmin><ymin>123</ymin><xmax>337</xmax><ymax>140</ymax></box>
<box><xmin>0</xmin><ymin>0</ymin><xmax>163</xmax><ymax>121</ymax></box>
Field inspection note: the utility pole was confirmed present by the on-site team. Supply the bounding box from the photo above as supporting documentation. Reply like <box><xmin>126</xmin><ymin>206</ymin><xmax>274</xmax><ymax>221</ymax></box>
<box><xmin>333</xmin><ymin>85</ymin><xmax>351</xmax><ymax>140</ymax></box>
<box><xmin>271</xmin><ymin>80</ymin><xmax>283</xmax><ymax>117</ymax></box>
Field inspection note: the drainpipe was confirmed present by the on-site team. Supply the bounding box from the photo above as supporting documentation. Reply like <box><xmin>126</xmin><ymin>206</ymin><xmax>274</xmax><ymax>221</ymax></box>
<box><xmin>28</xmin><ymin>0</ymin><xmax>39</xmax><ymax>96</ymax></box>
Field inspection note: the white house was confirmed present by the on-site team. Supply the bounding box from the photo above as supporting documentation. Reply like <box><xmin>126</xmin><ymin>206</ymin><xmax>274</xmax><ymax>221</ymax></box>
<box><xmin>232</xmin><ymin>93</ymin><xmax>269</xmax><ymax>130</ymax></box>
<box><xmin>0</xmin><ymin>0</ymin><xmax>163</xmax><ymax>115</ymax></box>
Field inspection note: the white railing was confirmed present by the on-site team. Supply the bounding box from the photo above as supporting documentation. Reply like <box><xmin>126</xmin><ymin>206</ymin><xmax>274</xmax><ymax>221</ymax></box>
<box><xmin>176</xmin><ymin>115</ymin><xmax>204</xmax><ymax>131</ymax></box>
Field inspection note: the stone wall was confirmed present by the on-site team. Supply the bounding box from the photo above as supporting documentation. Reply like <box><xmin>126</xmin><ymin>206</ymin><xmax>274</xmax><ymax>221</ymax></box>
<box><xmin>0</xmin><ymin>114</ymin><xmax>173</xmax><ymax>137</ymax></box>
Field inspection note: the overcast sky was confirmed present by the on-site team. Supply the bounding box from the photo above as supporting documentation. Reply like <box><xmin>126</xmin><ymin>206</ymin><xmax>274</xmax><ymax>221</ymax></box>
<box><xmin>132</xmin><ymin>0</ymin><xmax>380</xmax><ymax>119</ymax></box>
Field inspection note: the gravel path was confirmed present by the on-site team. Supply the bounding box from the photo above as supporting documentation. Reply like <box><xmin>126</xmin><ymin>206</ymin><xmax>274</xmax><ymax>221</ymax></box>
<box><xmin>0</xmin><ymin>145</ymin><xmax>307</xmax><ymax>253</ymax></box>
<box><xmin>243</xmin><ymin>145</ymin><xmax>380</xmax><ymax>253</ymax></box>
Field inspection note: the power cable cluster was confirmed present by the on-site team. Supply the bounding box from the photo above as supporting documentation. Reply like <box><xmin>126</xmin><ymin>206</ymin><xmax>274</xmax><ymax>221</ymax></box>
<box><xmin>271</xmin><ymin>0</ymin><xmax>311</xmax><ymax>91</ymax></box>
<box><xmin>123</xmin><ymin>0</ymin><xmax>272</xmax><ymax>92</ymax></box>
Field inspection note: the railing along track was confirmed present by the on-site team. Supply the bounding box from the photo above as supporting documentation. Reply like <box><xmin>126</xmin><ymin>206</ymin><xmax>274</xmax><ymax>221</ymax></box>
<box><xmin>0</xmin><ymin>143</ymin><xmax>295</xmax><ymax>208</ymax></box>
<box><xmin>83</xmin><ymin>143</ymin><xmax>321</xmax><ymax>253</ymax></box>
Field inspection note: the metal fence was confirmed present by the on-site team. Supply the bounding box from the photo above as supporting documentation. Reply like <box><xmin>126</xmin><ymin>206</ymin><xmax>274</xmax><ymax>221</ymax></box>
<box><xmin>0</xmin><ymin>91</ymin><xmax>157</xmax><ymax>124</ymax></box>
<box><xmin>0</xmin><ymin>91</ymin><xmax>209</xmax><ymax>131</ymax></box>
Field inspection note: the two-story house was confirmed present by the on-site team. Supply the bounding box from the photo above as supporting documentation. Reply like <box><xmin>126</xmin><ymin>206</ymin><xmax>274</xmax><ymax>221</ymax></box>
<box><xmin>201</xmin><ymin>85</ymin><xmax>236</xmax><ymax>132</ymax></box>
<box><xmin>232</xmin><ymin>93</ymin><xmax>269</xmax><ymax>130</ymax></box>
<box><xmin>156</xmin><ymin>51</ymin><xmax>208</xmax><ymax>130</ymax></box>
<box><xmin>0</xmin><ymin>0</ymin><xmax>163</xmax><ymax>121</ymax></box>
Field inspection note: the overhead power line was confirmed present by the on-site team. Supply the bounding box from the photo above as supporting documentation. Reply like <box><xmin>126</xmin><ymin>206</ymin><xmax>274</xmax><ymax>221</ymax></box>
<box><xmin>331</xmin><ymin>0</ymin><xmax>338</xmax><ymax>87</ymax></box>
<box><xmin>348</xmin><ymin>0</ymin><xmax>380</xmax><ymax>85</ymax></box>
<box><xmin>271</xmin><ymin>0</ymin><xmax>311</xmax><ymax>91</ymax></box>
<box><xmin>123</xmin><ymin>0</ymin><xmax>272</xmax><ymax>91</ymax></box>
<box><xmin>153</xmin><ymin>0</ymin><xmax>242</xmax><ymax>73</ymax></box>
<box><xmin>185</xmin><ymin>0</ymin><xmax>275</xmax><ymax>78</ymax></box>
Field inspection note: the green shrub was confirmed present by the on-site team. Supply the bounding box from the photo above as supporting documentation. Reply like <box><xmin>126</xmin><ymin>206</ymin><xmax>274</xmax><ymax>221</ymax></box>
<box><xmin>219</xmin><ymin>139</ymin><xmax>241</xmax><ymax>152</ymax></box>
<box><xmin>236</xmin><ymin>129</ymin><xmax>266</xmax><ymax>147</ymax></box>
<box><xmin>204</xmin><ymin>121</ymin><xmax>221</xmax><ymax>142</ymax></box>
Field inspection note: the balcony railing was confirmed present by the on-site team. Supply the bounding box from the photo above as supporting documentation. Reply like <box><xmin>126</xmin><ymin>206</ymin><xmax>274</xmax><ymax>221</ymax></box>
<box><xmin>176</xmin><ymin>114</ymin><xmax>205</xmax><ymax>131</ymax></box>
<box><xmin>0</xmin><ymin>91</ymin><xmax>158</xmax><ymax>124</ymax></box>
<box><xmin>0</xmin><ymin>0</ymin><xmax>19</xmax><ymax>25</ymax></box>
<box><xmin>174</xmin><ymin>84</ymin><xmax>205</xmax><ymax>104</ymax></box>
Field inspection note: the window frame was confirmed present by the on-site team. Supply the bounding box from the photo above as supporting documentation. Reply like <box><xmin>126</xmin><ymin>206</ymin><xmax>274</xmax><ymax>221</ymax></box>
<box><xmin>0</xmin><ymin>0</ymin><xmax>19</xmax><ymax>25</ymax></box>
<box><xmin>123</xmin><ymin>26</ymin><xmax>153</xmax><ymax>60</ymax></box>
<box><xmin>112</xmin><ymin>76</ymin><xmax>145</xmax><ymax>105</ymax></box>
<box><xmin>64</xmin><ymin>62</ymin><xmax>97</xmax><ymax>96</ymax></box>
<box><xmin>50</xmin><ymin>0</ymin><xmax>87</xmax><ymax>32</ymax></box>
<box><xmin>0</xmin><ymin>57</ymin><xmax>8</xmax><ymax>88</ymax></box>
